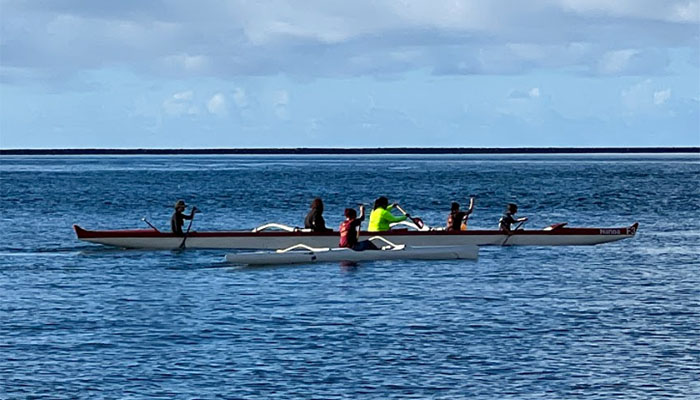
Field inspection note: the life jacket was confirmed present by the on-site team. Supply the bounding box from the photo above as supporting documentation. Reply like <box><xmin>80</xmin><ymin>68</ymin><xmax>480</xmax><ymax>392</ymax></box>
<box><xmin>339</xmin><ymin>219</ymin><xmax>357</xmax><ymax>247</ymax></box>
<box><xmin>447</xmin><ymin>211</ymin><xmax>467</xmax><ymax>231</ymax></box>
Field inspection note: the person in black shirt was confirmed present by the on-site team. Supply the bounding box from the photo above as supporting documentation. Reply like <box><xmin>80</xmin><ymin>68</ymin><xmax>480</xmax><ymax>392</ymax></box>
<box><xmin>447</xmin><ymin>196</ymin><xmax>475</xmax><ymax>231</ymax></box>
<box><xmin>499</xmin><ymin>203</ymin><xmax>528</xmax><ymax>232</ymax></box>
<box><xmin>171</xmin><ymin>200</ymin><xmax>198</xmax><ymax>235</ymax></box>
<box><xmin>304</xmin><ymin>197</ymin><xmax>333</xmax><ymax>232</ymax></box>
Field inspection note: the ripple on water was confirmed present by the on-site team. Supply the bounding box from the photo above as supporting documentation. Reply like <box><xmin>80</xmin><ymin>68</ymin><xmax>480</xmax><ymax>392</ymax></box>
<box><xmin>1</xmin><ymin>155</ymin><xmax>699</xmax><ymax>398</ymax></box>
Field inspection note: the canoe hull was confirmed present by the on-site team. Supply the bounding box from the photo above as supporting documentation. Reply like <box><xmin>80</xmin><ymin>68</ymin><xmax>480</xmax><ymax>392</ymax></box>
<box><xmin>225</xmin><ymin>245</ymin><xmax>479</xmax><ymax>265</ymax></box>
<box><xmin>73</xmin><ymin>223</ymin><xmax>638</xmax><ymax>250</ymax></box>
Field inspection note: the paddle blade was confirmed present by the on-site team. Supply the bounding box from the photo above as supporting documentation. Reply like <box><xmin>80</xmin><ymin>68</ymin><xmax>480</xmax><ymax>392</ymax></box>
<box><xmin>412</xmin><ymin>217</ymin><xmax>425</xmax><ymax>229</ymax></box>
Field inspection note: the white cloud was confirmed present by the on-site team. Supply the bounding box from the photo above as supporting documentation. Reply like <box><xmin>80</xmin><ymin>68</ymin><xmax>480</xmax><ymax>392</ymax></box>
<box><xmin>173</xmin><ymin>91</ymin><xmax>193</xmax><ymax>101</ymax></box>
<box><xmin>273</xmin><ymin>90</ymin><xmax>289</xmax><ymax>106</ymax></box>
<box><xmin>598</xmin><ymin>49</ymin><xmax>638</xmax><ymax>75</ymax></box>
<box><xmin>163</xmin><ymin>54</ymin><xmax>210</xmax><ymax>73</ymax></box>
<box><xmin>232</xmin><ymin>88</ymin><xmax>248</xmax><ymax>108</ymax></box>
<box><xmin>207</xmin><ymin>93</ymin><xmax>227</xmax><ymax>115</ymax></box>
<box><xmin>621</xmin><ymin>80</ymin><xmax>674</xmax><ymax>111</ymax></box>
<box><xmin>273</xmin><ymin>90</ymin><xmax>290</xmax><ymax>119</ymax></box>
<box><xmin>557</xmin><ymin>0</ymin><xmax>699</xmax><ymax>23</ymax></box>
<box><xmin>1</xmin><ymin>0</ymin><xmax>698</xmax><ymax>83</ymax></box>
<box><xmin>509</xmin><ymin>87</ymin><xmax>541</xmax><ymax>99</ymax></box>
<box><xmin>163</xmin><ymin>91</ymin><xmax>199</xmax><ymax>116</ymax></box>
<box><xmin>653</xmin><ymin>89</ymin><xmax>671</xmax><ymax>105</ymax></box>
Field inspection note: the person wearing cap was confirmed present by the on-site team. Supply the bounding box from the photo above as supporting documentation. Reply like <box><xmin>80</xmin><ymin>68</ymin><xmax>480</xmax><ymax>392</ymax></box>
<box><xmin>171</xmin><ymin>200</ymin><xmax>198</xmax><ymax>235</ymax></box>
<box><xmin>499</xmin><ymin>203</ymin><xmax>528</xmax><ymax>232</ymax></box>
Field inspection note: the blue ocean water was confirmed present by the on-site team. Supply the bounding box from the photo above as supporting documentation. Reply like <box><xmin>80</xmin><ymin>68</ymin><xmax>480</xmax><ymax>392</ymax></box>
<box><xmin>1</xmin><ymin>154</ymin><xmax>699</xmax><ymax>399</ymax></box>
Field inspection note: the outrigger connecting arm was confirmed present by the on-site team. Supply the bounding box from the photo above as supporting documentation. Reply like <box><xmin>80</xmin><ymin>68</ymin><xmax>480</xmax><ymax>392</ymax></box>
<box><xmin>252</xmin><ymin>223</ymin><xmax>312</xmax><ymax>233</ymax></box>
<box><xmin>276</xmin><ymin>243</ymin><xmax>331</xmax><ymax>253</ymax></box>
<box><xmin>366</xmin><ymin>236</ymin><xmax>406</xmax><ymax>250</ymax></box>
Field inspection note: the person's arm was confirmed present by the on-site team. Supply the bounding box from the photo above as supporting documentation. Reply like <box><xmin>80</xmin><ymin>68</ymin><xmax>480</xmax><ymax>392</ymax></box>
<box><xmin>382</xmin><ymin>208</ymin><xmax>407</xmax><ymax>223</ymax></box>
<box><xmin>466</xmin><ymin>197</ymin><xmax>475</xmax><ymax>215</ymax></box>
<box><xmin>183</xmin><ymin>207</ymin><xmax>199</xmax><ymax>220</ymax></box>
<box><xmin>304</xmin><ymin>210</ymin><xmax>314</xmax><ymax>229</ymax></box>
<box><xmin>358</xmin><ymin>205</ymin><xmax>366</xmax><ymax>221</ymax></box>
<box><xmin>315</xmin><ymin>213</ymin><xmax>333</xmax><ymax>232</ymax></box>
<box><xmin>499</xmin><ymin>214</ymin><xmax>514</xmax><ymax>231</ymax></box>
<box><xmin>171</xmin><ymin>213</ymin><xmax>180</xmax><ymax>233</ymax></box>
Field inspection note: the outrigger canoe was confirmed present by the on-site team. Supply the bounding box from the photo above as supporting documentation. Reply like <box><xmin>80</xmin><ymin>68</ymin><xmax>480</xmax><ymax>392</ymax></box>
<box><xmin>73</xmin><ymin>221</ymin><xmax>638</xmax><ymax>250</ymax></box>
<box><xmin>224</xmin><ymin>236</ymin><xmax>478</xmax><ymax>266</ymax></box>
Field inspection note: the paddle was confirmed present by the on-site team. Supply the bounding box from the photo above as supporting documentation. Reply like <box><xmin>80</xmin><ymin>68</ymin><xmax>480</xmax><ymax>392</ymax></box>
<box><xmin>178</xmin><ymin>207</ymin><xmax>200</xmax><ymax>249</ymax></box>
<box><xmin>356</xmin><ymin>203</ymin><xmax>367</xmax><ymax>230</ymax></box>
<box><xmin>394</xmin><ymin>204</ymin><xmax>425</xmax><ymax>229</ymax></box>
<box><xmin>501</xmin><ymin>218</ymin><xmax>527</xmax><ymax>246</ymax></box>
<box><xmin>141</xmin><ymin>217</ymin><xmax>160</xmax><ymax>232</ymax></box>
<box><xmin>513</xmin><ymin>219</ymin><xmax>528</xmax><ymax>231</ymax></box>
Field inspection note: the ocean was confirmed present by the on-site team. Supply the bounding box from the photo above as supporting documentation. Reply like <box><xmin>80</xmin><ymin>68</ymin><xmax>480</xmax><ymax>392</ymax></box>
<box><xmin>1</xmin><ymin>154</ymin><xmax>699</xmax><ymax>399</ymax></box>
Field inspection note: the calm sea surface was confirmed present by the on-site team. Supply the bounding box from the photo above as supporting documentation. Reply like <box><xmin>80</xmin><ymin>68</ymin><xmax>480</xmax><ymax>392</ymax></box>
<box><xmin>1</xmin><ymin>154</ymin><xmax>699</xmax><ymax>399</ymax></box>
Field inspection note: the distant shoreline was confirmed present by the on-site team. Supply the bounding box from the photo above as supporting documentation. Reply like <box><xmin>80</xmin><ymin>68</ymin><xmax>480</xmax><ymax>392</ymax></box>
<box><xmin>0</xmin><ymin>147</ymin><xmax>698</xmax><ymax>155</ymax></box>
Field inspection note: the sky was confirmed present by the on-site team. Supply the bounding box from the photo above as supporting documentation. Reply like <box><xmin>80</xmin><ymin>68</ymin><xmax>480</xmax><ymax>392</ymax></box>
<box><xmin>0</xmin><ymin>0</ymin><xmax>699</xmax><ymax>148</ymax></box>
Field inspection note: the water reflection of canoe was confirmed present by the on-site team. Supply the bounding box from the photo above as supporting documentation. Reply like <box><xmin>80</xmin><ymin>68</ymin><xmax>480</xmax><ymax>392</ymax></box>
<box><xmin>224</xmin><ymin>236</ymin><xmax>478</xmax><ymax>266</ymax></box>
<box><xmin>73</xmin><ymin>221</ymin><xmax>638</xmax><ymax>250</ymax></box>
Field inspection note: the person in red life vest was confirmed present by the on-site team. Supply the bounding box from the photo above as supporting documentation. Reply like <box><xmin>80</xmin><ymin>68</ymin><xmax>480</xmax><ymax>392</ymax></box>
<box><xmin>339</xmin><ymin>205</ymin><xmax>378</xmax><ymax>251</ymax></box>
<box><xmin>447</xmin><ymin>196</ymin><xmax>475</xmax><ymax>231</ymax></box>
<box><xmin>304</xmin><ymin>197</ymin><xmax>333</xmax><ymax>232</ymax></box>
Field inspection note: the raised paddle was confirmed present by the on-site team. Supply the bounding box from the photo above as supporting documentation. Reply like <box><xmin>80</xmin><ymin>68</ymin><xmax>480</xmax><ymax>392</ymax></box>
<box><xmin>394</xmin><ymin>204</ymin><xmax>425</xmax><ymax>230</ymax></box>
<box><xmin>178</xmin><ymin>207</ymin><xmax>200</xmax><ymax>249</ymax></box>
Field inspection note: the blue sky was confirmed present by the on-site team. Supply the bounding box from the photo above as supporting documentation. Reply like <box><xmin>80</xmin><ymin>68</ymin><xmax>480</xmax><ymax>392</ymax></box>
<box><xmin>1</xmin><ymin>0</ymin><xmax>698</xmax><ymax>148</ymax></box>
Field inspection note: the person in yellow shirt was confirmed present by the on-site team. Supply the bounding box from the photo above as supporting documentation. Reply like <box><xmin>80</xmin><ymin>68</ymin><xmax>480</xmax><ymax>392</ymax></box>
<box><xmin>368</xmin><ymin>196</ymin><xmax>408</xmax><ymax>232</ymax></box>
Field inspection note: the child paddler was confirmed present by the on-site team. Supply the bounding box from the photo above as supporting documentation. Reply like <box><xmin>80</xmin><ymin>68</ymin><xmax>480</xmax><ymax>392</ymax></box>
<box><xmin>447</xmin><ymin>196</ymin><xmax>475</xmax><ymax>231</ymax></box>
<box><xmin>499</xmin><ymin>203</ymin><xmax>528</xmax><ymax>232</ymax></box>
<box><xmin>339</xmin><ymin>206</ymin><xmax>378</xmax><ymax>251</ymax></box>
<box><xmin>304</xmin><ymin>197</ymin><xmax>333</xmax><ymax>232</ymax></box>
<box><xmin>368</xmin><ymin>196</ymin><xmax>408</xmax><ymax>232</ymax></box>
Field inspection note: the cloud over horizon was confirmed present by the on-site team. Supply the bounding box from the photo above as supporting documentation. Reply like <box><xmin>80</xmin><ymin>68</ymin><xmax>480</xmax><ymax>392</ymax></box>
<box><xmin>0</xmin><ymin>0</ymin><xmax>697</xmax><ymax>148</ymax></box>
<box><xmin>2</xmin><ymin>0</ymin><xmax>698</xmax><ymax>84</ymax></box>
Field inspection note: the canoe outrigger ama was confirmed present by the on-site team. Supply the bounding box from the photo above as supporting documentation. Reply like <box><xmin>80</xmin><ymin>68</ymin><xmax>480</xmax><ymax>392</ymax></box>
<box><xmin>224</xmin><ymin>236</ymin><xmax>479</xmax><ymax>266</ymax></box>
<box><xmin>73</xmin><ymin>220</ymin><xmax>639</xmax><ymax>250</ymax></box>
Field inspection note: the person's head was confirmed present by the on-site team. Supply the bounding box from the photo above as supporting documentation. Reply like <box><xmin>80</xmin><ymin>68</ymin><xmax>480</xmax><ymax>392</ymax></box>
<box><xmin>174</xmin><ymin>200</ymin><xmax>186</xmax><ymax>211</ymax></box>
<box><xmin>344</xmin><ymin>208</ymin><xmax>357</xmax><ymax>219</ymax></box>
<box><xmin>310</xmin><ymin>198</ymin><xmax>324</xmax><ymax>212</ymax></box>
<box><xmin>507</xmin><ymin>203</ymin><xmax>518</xmax><ymax>213</ymax></box>
<box><xmin>451</xmin><ymin>202</ymin><xmax>460</xmax><ymax>212</ymax></box>
<box><xmin>374</xmin><ymin>196</ymin><xmax>389</xmax><ymax>210</ymax></box>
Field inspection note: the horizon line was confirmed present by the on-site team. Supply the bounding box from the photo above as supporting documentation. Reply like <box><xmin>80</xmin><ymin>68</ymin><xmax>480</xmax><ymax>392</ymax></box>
<box><xmin>0</xmin><ymin>146</ymin><xmax>699</xmax><ymax>155</ymax></box>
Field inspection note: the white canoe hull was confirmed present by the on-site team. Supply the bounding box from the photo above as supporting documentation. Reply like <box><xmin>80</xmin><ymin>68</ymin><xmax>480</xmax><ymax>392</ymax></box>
<box><xmin>74</xmin><ymin>223</ymin><xmax>638</xmax><ymax>250</ymax></box>
<box><xmin>225</xmin><ymin>245</ymin><xmax>478</xmax><ymax>265</ymax></box>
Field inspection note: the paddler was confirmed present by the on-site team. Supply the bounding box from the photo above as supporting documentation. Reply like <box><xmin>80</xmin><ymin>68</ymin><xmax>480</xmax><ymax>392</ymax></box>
<box><xmin>339</xmin><ymin>205</ymin><xmax>378</xmax><ymax>251</ymax></box>
<box><xmin>304</xmin><ymin>197</ymin><xmax>333</xmax><ymax>232</ymax></box>
<box><xmin>368</xmin><ymin>196</ymin><xmax>408</xmax><ymax>232</ymax></box>
<box><xmin>499</xmin><ymin>203</ymin><xmax>528</xmax><ymax>232</ymax></box>
<box><xmin>171</xmin><ymin>200</ymin><xmax>199</xmax><ymax>235</ymax></box>
<box><xmin>447</xmin><ymin>196</ymin><xmax>475</xmax><ymax>231</ymax></box>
